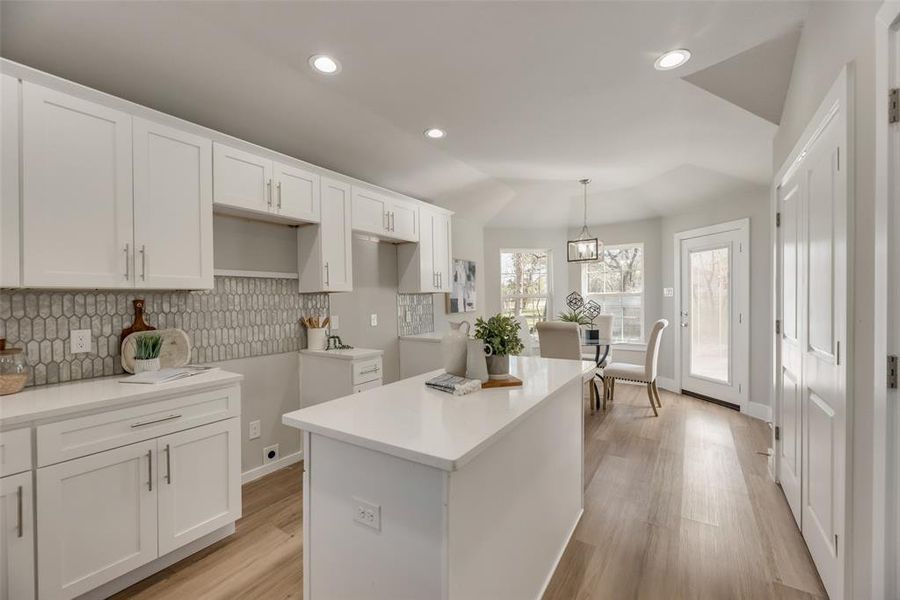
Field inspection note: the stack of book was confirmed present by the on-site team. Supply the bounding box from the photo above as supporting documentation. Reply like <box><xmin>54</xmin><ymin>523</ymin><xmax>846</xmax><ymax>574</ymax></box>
<box><xmin>425</xmin><ymin>373</ymin><xmax>482</xmax><ymax>396</ymax></box>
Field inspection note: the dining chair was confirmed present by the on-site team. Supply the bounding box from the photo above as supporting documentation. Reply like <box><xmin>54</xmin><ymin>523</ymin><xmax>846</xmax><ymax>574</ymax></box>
<box><xmin>602</xmin><ymin>319</ymin><xmax>668</xmax><ymax>416</ymax></box>
<box><xmin>536</xmin><ymin>321</ymin><xmax>602</xmax><ymax>409</ymax></box>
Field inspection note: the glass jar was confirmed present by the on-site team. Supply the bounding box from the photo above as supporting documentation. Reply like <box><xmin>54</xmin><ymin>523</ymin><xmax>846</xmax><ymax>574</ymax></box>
<box><xmin>0</xmin><ymin>338</ymin><xmax>27</xmax><ymax>395</ymax></box>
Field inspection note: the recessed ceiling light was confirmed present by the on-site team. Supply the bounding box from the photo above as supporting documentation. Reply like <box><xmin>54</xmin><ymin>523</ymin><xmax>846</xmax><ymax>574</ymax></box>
<box><xmin>654</xmin><ymin>49</ymin><xmax>691</xmax><ymax>71</ymax></box>
<box><xmin>424</xmin><ymin>128</ymin><xmax>446</xmax><ymax>139</ymax></box>
<box><xmin>309</xmin><ymin>54</ymin><xmax>341</xmax><ymax>74</ymax></box>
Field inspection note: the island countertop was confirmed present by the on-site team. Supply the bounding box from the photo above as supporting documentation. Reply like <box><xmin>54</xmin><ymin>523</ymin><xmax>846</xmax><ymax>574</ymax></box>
<box><xmin>282</xmin><ymin>355</ymin><xmax>593</xmax><ymax>471</ymax></box>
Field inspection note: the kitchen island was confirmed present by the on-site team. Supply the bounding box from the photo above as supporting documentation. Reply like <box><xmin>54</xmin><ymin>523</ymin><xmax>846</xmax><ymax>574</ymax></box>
<box><xmin>282</xmin><ymin>355</ymin><xmax>593</xmax><ymax>600</ymax></box>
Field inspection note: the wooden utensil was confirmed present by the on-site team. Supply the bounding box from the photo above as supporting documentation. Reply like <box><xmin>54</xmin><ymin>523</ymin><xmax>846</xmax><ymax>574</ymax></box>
<box><xmin>120</xmin><ymin>299</ymin><xmax>156</xmax><ymax>344</ymax></box>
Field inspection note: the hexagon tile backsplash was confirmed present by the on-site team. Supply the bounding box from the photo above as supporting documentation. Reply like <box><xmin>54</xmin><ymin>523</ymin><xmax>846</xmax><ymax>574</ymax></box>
<box><xmin>0</xmin><ymin>277</ymin><xmax>329</xmax><ymax>388</ymax></box>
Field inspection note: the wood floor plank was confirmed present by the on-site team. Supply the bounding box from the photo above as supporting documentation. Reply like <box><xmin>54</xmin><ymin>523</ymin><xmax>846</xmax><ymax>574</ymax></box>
<box><xmin>115</xmin><ymin>386</ymin><xmax>826</xmax><ymax>600</ymax></box>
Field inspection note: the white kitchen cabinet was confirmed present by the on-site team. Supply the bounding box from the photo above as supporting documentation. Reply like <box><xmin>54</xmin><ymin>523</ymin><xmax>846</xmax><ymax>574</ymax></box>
<box><xmin>213</xmin><ymin>142</ymin><xmax>272</xmax><ymax>216</ymax></box>
<box><xmin>133</xmin><ymin>118</ymin><xmax>213</xmax><ymax>289</ymax></box>
<box><xmin>0</xmin><ymin>471</ymin><xmax>35</xmax><ymax>600</ymax></box>
<box><xmin>214</xmin><ymin>143</ymin><xmax>320</xmax><ymax>225</ymax></box>
<box><xmin>398</xmin><ymin>204</ymin><xmax>453</xmax><ymax>293</ymax></box>
<box><xmin>22</xmin><ymin>82</ymin><xmax>134</xmax><ymax>288</ymax></box>
<box><xmin>351</xmin><ymin>186</ymin><xmax>419</xmax><ymax>242</ymax></box>
<box><xmin>300</xmin><ymin>348</ymin><xmax>384</xmax><ymax>408</ymax></box>
<box><xmin>37</xmin><ymin>439</ymin><xmax>158</xmax><ymax>600</ymax></box>
<box><xmin>157</xmin><ymin>419</ymin><xmax>241</xmax><ymax>555</ymax></box>
<box><xmin>274</xmin><ymin>161</ymin><xmax>320</xmax><ymax>222</ymax></box>
<box><xmin>1</xmin><ymin>74</ymin><xmax>20</xmax><ymax>288</ymax></box>
<box><xmin>298</xmin><ymin>177</ymin><xmax>353</xmax><ymax>292</ymax></box>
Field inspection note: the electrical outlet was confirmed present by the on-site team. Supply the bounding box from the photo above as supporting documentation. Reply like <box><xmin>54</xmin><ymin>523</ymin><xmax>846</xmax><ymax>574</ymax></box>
<box><xmin>263</xmin><ymin>444</ymin><xmax>279</xmax><ymax>464</ymax></box>
<box><xmin>353</xmin><ymin>497</ymin><xmax>381</xmax><ymax>531</ymax></box>
<box><xmin>370</xmin><ymin>313</ymin><xmax>378</xmax><ymax>327</ymax></box>
<box><xmin>249</xmin><ymin>420</ymin><xmax>261</xmax><ymax>440</ymax></box>
<box><xmin>70</xmin><ymin>329</ymin><xmax>91</xmax><ymax>354</ymax></box>
<box><xmin>330</xmin><ymin>315</ymin><xmax>339</xmax><ymax>330</ymax></box>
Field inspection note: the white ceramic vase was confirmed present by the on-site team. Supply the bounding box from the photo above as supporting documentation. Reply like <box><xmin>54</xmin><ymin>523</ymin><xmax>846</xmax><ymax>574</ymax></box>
<box><xmin>465</xmin><ymin>338</ymin><xmax>490</xmax><ymax>383</ymax></box>
<box><xmin>307</xmin><ymin>328</ymin><xmax>327</xmax><ymax>350</ymax></box>
<box><xmin>441</xmin><ymin>321</ymin><xmax>470</xmax><ymax>377</ymax></box>
<box><xmin>133</xmin><ymin>357</ymin><xmax>161</xmax><ymax>374</ymax></box>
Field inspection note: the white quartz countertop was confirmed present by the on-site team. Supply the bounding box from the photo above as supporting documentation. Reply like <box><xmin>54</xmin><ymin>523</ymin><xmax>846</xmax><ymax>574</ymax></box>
<box><xmin>0</xmin><ymin>369</ymin><xmax>243</xmax><ymax>428</ymax></box>
<box><xmin>300</xmin><ymin>347</ymin><xmax>383</xmax><ymax>361</ymax></box>
<box><xmin>282</xmin><ymin>356</ymin><xmax>593</xmax><ymax>471</ymax></box>
<box><xmin>398</xmin><ymin>331</ymin><xmax>444</xmax><ymax>343</ymax></box>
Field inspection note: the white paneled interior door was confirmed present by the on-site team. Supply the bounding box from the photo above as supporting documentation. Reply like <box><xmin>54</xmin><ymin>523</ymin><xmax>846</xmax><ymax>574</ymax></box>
<box><xmin>778</xmin><ymin>172</ymin><xmax>803</xmax><ymax>526</ymax></box>
<box><xmin>0</xmin><ymin>472</ymin><xmax>34</xmax><ymax>600</ymax></box>
<box><xmin>133</xmin><ymin>118</ymin><xmax>213</xmax><ymax>289</ymax></box>
<box><xmin>774</xmin><ymin>70</ymin><xmax>848</xmax><ymax>600</ymax></box>
<box><xmin>320</xmin><ymin>178</ymin><xmax>353</xmax><ymax>292</ymax></box>
<box><xmin>22</xmin><ymin>82</ymin><xmax>134</xmax><ymax>288</ymax></box>
<box><xmin>157</xmin><ymin>419</ymin><xmax>241</xmax><ymax>556</ymax></box>
<box><xmin>274</xmin><ymin>161</ymin><xmax>320</xmax><ymax>222</ymax></box>
<box><xmin>37</xmin><ymin>440</ymin><xmax>158</xmax><ymax>600</ymax></box>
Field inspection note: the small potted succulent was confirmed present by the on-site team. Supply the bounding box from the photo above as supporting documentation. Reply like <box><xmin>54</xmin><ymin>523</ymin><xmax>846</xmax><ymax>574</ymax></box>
<box><xmin>474</xmin><ymin>314</ymin><xmax>524</xmax><ymax>380</ymax></box>
<box><xmin>133</xmin><ymin>333</ymin><xmax>162</xmax><ymax>373</ymax></box>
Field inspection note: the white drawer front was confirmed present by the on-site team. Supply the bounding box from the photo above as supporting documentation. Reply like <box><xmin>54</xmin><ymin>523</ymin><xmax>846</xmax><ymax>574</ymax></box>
<box><xmin>353</xmin><ymin>379</ymin><xmax>382</xmax><ymax>394</ymax></box>
<box><xmin>353</xmin><ymin>358</ymin><xmax>383</xmax><ymax>385</ymax></box>
<box><xmin>0</xmin><ymin>428</ymin><xmax>32</xmax><ymax>477</ymax></box>
<box><xmin>37</xmin><ymin>385</ymin><xmax>240</xmax><ymax>467</ymax></box>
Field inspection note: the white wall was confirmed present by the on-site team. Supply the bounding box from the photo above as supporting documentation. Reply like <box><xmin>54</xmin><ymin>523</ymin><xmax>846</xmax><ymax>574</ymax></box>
<box><xmin>774</xmin><ymin>2</ymin><xmax>882</xmax><ymax>598</ymax></box>
<box><xmin>434</xmin><ymin>215</ymin><xmax>486</xmax><ymax>332</ymax></box>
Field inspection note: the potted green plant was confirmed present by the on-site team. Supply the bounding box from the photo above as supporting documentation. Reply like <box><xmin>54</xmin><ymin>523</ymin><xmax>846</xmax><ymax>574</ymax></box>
<box><xmin>558</xmin><ymin>308</ymin><xmax>591</xmax><ymax>326</ymax></box>
<box><xmin>474</xmin><ymin>314</ymin><xmax>524</xmax><ymax>380</ymax></box>
<box><xmin>133</xmin><ymin>333</ymin><xmax>162</xmax><ymax>374</ymax></box>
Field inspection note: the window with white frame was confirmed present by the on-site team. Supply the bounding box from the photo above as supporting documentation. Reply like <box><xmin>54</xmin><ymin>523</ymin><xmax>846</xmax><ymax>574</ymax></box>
<box><xmin>500</xmin><ymin>249</ymin><xmax>552</xmax><ymax>334</ymax></box>
<box><xmin>581</xmin><ymin>243</ymin><xmax>644</xmax><ymax>343</ymax></box>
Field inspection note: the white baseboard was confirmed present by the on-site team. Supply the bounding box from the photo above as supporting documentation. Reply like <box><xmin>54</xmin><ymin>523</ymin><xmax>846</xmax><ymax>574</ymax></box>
<box><xmin>656</xmin><ymin>377</ymin><xmax>678</xmax><ymax>393</ymax></box>
<box><xmin>242</xmin><ymin>450</ymin><xmax>303</xmax><ymax>484</ymax></box>
<box><xmin>743</xmin><ymin>402</ymin><xmax>772</xmax><ymax>423</ymax></box>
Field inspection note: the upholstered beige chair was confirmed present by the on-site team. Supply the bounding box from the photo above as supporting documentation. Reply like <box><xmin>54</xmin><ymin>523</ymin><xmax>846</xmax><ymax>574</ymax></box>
<box><xmin>536</xmin><ymin>321</ymin><xmax>601</xmax><ymax>408</ymax></box>
<box><xmin>603</xmin><ymin>319</ymin><xmax>669</xmax><ymax>416</ymax></box>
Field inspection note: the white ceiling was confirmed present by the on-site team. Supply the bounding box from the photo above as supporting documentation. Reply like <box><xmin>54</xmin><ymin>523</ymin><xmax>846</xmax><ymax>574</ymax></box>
<box><xmin>0</xmin><ymin>1</ymin><xmax>811</xmax><ymax>227</ymax></box>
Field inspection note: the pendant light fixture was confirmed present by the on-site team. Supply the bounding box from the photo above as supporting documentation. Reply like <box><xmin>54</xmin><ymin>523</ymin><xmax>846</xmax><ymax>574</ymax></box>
<box><xmin>567</xmin><ymin>179</ymin><xmax>602</xmax><ymax>262</ymax></box>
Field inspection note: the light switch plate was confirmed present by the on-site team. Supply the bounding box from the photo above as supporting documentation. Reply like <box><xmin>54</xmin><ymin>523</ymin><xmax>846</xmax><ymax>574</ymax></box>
<box><xmin>70</xmin><ymin>329</ymin><xmax>91</xmax><ymax>354</ymax></box>
<box><xmin>370</xmin><ymin>313</ymin><xmax>378</xmax><ymax>327</ymax></box>
<box><xmin>249</xmin><ymin>420</ymin><xmax>261</xmax><ymax>440</ymax></box>
<box><xmin>663</xmin><ymin>287</ymin><xmax>674</xmax><ymax>297</ymax></box>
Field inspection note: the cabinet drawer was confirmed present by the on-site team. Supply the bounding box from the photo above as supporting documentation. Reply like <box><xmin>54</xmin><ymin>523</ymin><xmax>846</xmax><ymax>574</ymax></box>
<box><xmin>353</xmin><ymin>358</ymin><xmax>383</xmax><ymax>385</ymax></box>
<box><xmin>0</xmin><ymin>428</ymin><xmax>32</xmax><ymax>477</ymax></box>
<box><xmin>353</xmin><ymin>379</ymin><xmax>382</xmax><ymax>394</ymax></box>
<box><xmin>37</xmin><ymin>385</ymin><xmax>240</xmax><ymax>467</ymax></box>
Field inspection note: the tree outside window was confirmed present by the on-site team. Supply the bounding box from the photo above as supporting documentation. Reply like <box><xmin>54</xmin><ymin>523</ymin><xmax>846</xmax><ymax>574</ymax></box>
<box><xmin>581</xmin><ymin>244</ymin><xmax>644</xmax><ymax>343</ymax></box>
<box><xmin>500</xmin><ymin>249</ymin><xmax>552</xmax><ymax>335</ymax></box>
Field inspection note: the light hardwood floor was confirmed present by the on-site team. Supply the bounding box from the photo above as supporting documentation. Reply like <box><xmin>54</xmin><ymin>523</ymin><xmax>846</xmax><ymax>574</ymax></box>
<box><xmin>115</xmin><ymin>384</ymin><xmax>826</xmax><ymax>600</ymax></box>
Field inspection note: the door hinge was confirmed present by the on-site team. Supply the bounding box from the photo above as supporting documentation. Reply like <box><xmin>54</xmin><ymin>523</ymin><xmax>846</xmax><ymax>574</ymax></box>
<box><xmin>775</xmin><ymin>425</ymin><xmax>781</xmax><ymax>441</ymax></box>
<box><xmin>890</xmin><ymin>88</ymin><xmax>900</xmax><ymax>124</ymax></box>
<box><xmin>775</xmin><ymin>319</ymin><xmax>781</xmax><ymax>335</ymax></box>
<box><xmin>889</xmin><ymin>355</ymin><xmax>898</xmax><ymax>389</ymax></box>
<box><xmin>776</xmin><ymin>212</ymin><xmax>781</xmax><ymax>227</ymax></box>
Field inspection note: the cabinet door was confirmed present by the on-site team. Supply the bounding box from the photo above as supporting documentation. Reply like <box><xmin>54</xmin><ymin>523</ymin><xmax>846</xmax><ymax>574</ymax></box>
<box><xmin>418</xmin><ymin>208</ymin><xmax>437</xmax><ymax>292</ymax></box>
<box><xmin>213</xmin><ymin>142</ymin><xmax>273</xmax><ymax>215</ymax></box>
<box><xmin>133</xmin><ymin>118</ymin><xmax>213</xmax><ymax>289</ymax></box>
<box><xmin>320</xmin><ymin>178</ymin><xmax>353</xmax><ymax>292</ymax></box>
<box><xmin>351</xmin><ymin>187</ymin><xmax>389</xmax><ymax>235</ymax></box>
<box><xmin>433</xmin><ymin>212</ymin><xmax>452</xmax><ymax>292</ymax></box>
<box><xmin>1</xmin><ymin>74</ymin><xmax>20</xmax><ymax>288</ymax></box>
<box><xmin>22</xmin><ymin>83</ymin><xmax>134</xmax><ymax>288</ymax></box>
<box><xmin>37</xmin><ymin>440</ymin><xmax>157</xmax><ymax>600</ymax></box>
<box><xmin>274</xmin><ymin>161</ymin><xmax>320</xmax><ymax>223</ymax></box>
<box><xmin>157</xmin><ymin>419</ymin><xmax>241</xmax><ymax>556</ymax></box>
<box><xmin>0</xmin><ymin>472</ymin><xmax>34</xmax><ymax>600</ymax></box>
<box><xmin>390</xmin><ymin>199</ymin><xmax>419</xmax><ymax>242</ymax></box>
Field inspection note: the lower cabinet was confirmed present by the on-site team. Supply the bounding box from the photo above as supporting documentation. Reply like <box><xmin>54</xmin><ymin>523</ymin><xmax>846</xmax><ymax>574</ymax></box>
<box><xmin>0</xmin><ymin>471</ymin><xmax>35</xmax><ymax>600</ymax></box>
<box><xmin>37</xmin><ymin>418</ymin><xmax>241</xmax><ymax>600</ymax></box>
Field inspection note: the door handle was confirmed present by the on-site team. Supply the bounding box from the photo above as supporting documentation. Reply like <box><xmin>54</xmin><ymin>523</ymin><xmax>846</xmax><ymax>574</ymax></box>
<box><xmin>681</xmin><ymin>322</ymin><xmax>689</xmax><ymax>328</ymax></box>
<box><xmin>384</xmin><ymin>211</ymin><xmax>389</xmax><ymax>230</ymax></box>
<box><xmin>324</xmin><ymin>262</ymin><xmax>330</xmax><ymax>287</ymax></box>
<box><xmin>165</xmin><ymin>443</ymin><xmax>172</xmax><ymax>485</ymax></box>
<box><xmin>277</xmin><ymin>181</ymin><xmax>283</xmax><ymax>210</ymax></box>
<box><xmin>130</xmin><ymin>413</ymin><xmax>182</xmax><ymax>428</ymax></box>
<box><xmin>267</xmin><ymin>179</ymin><xmax>273</xmax><ymax>208</ymax></box>
<box><xmin>124</xmin><ymin>243</ymin><xmax>130</xmax><ymax>280</ymax></box>
<box><xmin>16</xmin><ymin>485</ymin><xmax>23</xmax><ymax>538</ymax></box>
<box><xmin>140</xmin><ymin>245</ymin><xmax>147</xmax><ymax>281</ymax></box>
<box><xmin>391</xmin><ymin>212</ymin><xmax>396</xmax><ymax>231</ymax></box>
<box><xmin>147</xmin><ymin>449</ymin><xmax>153</xmax><ymax>491</ymax></box>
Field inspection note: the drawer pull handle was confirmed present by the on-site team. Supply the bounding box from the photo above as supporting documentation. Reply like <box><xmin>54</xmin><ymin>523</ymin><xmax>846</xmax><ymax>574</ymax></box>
<box><xmin>147</xmin><ymin>449</ymin><xmax>153</xmax><ymax>491</ymax></box>
<box><xmin>165</xmin><ymin>443</ymin><xmax>172</xmax><ymax>485</ymax></box>
<box><xmin>16</xmin><ymin>485</ymin><xmax>23</xmax><ymax>538</ymax></box>
<box><xmin>131</xmin><ymin>414</ymin><xmax>182</xmax><ymax>429</ymax></box>
<box><xmin>360</xmin><ymin>367</ymin><xmax>380</xmax><ymax>375</ymax></box>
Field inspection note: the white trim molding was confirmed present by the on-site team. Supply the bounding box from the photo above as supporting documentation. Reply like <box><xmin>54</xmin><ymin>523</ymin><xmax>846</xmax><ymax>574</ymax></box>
<box><xmin>744</xmin><ymin>402</ymin><xmax>772</xmax><ymax>423</ymax></box>
<box><xmin>241</xmin><ymin>450</ymin><xmax>303</xmax><ymax>484</ymax></box>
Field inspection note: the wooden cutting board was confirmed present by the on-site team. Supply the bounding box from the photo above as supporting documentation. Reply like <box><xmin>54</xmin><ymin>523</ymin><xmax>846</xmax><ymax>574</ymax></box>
<box><xmin>120</xmin><ymin>298</ymin><xmax>155</xmax><ymax>344</ymax></box>
<box><xmin>481</xmin><ymin>376</ymin><xmax>523</xmax><ymax>389</ymax></box>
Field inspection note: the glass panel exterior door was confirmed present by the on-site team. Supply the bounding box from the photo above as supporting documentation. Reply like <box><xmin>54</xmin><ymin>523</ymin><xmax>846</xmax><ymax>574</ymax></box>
<box><xmin>689</xmin><ymin>246</ymin><xmax>731</xmax><ymax>384</ymax></box>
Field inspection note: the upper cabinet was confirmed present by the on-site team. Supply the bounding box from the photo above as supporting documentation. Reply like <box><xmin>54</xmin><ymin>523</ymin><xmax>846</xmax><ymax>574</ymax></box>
<box><xmin>351</xmin><ymin>187</ymin><xmax>419</xmax><ymax>243</ymax></box>
<box><xmin>213</xmin><ymin>143</ymin><xmax>320</xmax><ymax>225</ymax></box>
<box><xmin>18</xmin><ymin>82</ymin><xmax>213</xmax><ymax>290</ymax></box>
<box><xmin>398</xmin><ymin>204</ymin><xmax>453</xmax><ymax>293</ymax></box>
<box><xmin>133</xmin><ymin>118</ymin><xmax>213</xmax><ymax>289</ymax></box>
<box><xmin>298</xmin><ymin>177</ymin><xmax>353</xmax><ymax>292</ymax></box>
<box><xmin>1</xmin><ymin>74</ymin><xmax>20</xmax><ymax>287</ymax></box>
<box><xmin>22</xmin><ymin>83</ymin><xmax>135</xmax><ymax>288</ymax></box>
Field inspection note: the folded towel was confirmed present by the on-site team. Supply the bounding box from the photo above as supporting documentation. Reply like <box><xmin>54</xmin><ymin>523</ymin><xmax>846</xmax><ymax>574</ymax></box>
<box><xmin>425</xmin><ymin>373</ymin><xmax>482</xmax><ymax>396</ymax></box>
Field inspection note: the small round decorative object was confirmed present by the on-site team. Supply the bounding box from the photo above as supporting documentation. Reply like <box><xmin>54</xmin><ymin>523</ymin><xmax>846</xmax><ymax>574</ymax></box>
<box><xmin>0</xmin><ymin>338</ymin><xmax>28</xmax><ymax>395</ymax></box>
